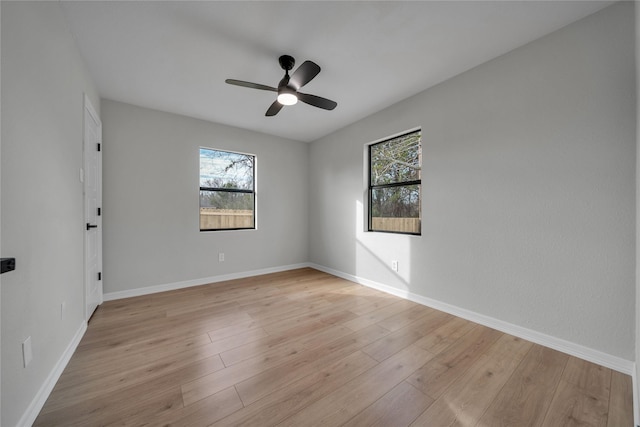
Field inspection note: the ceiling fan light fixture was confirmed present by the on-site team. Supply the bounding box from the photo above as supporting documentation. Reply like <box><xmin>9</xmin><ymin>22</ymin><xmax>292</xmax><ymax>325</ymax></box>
<box><xmin>277</xmin><ymin>92</ymin><xmax>298</xmax><ymax>106</ymax></box>
<box><xmin>225</xmin><ymin>55</ymin><xmax>336</xmax><ymax>116</ymax></box>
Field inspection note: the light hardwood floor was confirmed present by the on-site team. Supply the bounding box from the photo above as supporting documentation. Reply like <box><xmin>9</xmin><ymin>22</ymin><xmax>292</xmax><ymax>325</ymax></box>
<box><xmin>35</xmin><ymin>268</ymin><xmax>633</xmax><ymax>426</ymax></box>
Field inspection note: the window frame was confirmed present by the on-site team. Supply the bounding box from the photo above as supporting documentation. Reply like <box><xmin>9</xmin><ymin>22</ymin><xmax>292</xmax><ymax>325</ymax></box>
<box><xmin>199</xmin><ymin>147</ymin><xmax>256</xmax><ymax>232</ymax></box>
<box><xmin>367</xmin><ymin>129</ymin><xmax>422</xmax><ymax>236</ymax></box>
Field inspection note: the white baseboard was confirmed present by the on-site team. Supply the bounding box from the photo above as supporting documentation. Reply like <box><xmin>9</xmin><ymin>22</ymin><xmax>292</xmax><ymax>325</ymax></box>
<box><xmin>632</xmin><ymin>364</ymin><xmax>639</xmax><ymax>427</ymax></box>
<box><xmin>309</xmin><ymin>263</ymin><xmax>635</xmax><ymax>376</ymax></box>
<box><xmin>103</xmin><ymin>263</ymin><xmax>311</xmax><ymax>301</ymax></box>
<box><xmin>18</xmin><ymin>321</ymin><xmax>87</xmax><ymax>427</ymax></box>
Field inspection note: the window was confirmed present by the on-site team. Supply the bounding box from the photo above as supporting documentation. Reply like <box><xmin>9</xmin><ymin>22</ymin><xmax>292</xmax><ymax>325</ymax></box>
<box><xmin>199</xmin><ymin>148</ymin><xmax>255</xmax><ymax>231</ymax></box>
<box><xmin>368</xmin><ymin>129</ymin><xmax>421</xmax><ymax>235</ymax></box>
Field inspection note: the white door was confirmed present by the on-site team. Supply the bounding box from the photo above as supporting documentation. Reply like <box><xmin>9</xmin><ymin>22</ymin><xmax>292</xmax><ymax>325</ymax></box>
<box><xmin>84</xmin><ymin>94</ymin><xmax>102</xmax><ymax>320</ymax></box>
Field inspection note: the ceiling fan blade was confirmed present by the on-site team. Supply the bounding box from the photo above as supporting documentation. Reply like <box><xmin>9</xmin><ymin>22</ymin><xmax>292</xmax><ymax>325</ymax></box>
<box><xmin>289</xmin><ymin>61</ymin><xmax>321</xmax><ymax>89</ymax></box>
<box><xmin>297</xmin><ymin>92</ymin><xmax>337</xmax><ymax>111</ymax></box>
<box><xmin>225</xmin><ymin>79</ymin><xmax>277</xmax><ymax>92</ymax></box>
<box><xmin>265</xmin><ymin>100</ymin><xmax>283</xmax><ymax>116</ymax></box>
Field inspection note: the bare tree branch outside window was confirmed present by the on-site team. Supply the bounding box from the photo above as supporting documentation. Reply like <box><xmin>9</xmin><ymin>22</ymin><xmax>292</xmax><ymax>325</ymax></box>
<box><xmin>200</xmin><ymin>148</ymin><xmax>255</xmax><ymax>230</ymax></box>
<box><xmin>369</xmin><ymin>130</ymin><xmax>421</xmax><ymax>234</ymax></box>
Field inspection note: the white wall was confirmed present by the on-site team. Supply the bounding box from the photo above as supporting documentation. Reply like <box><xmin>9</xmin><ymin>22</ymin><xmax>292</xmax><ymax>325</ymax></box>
<box><xmin>633</xmin><ymin>1</ymin><xmax>640</xmax><ymax>425</ymax></box>
<box><xmin>1</xmin><ymin>2</ymin><xmax>4</xmax><ymax>421</ymax></box>
<box><xmin>310</xmin><ymin>2</ymin><xmax>636</xmax><ymax>362</ymax></box>
<box><xmin>101</xmin><ymin>100</ymin><xmax>309</xmax><ymax>296</ymax></box>
<box><xmin>1</xmin><ymin>2</ymin><xmax>101</xmax><ymax>426</ymax></box>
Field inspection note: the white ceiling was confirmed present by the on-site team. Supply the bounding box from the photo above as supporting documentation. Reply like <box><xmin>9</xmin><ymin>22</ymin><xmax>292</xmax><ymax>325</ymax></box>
<box><xmin>60</xmin><ymin>1</ymin><xmax>614</xmax><ymax>143</ymax></box>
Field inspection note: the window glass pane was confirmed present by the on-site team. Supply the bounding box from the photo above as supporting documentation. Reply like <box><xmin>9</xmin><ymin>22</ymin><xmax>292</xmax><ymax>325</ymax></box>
<box><xmin>200</xmin><ymin>190</ymin><xmax>254</xmax><ymax>230</ymax></box>
<box><xmin>370</xmin><ymin>131</ymin><xmax>421</xmax><ymax>186</ymax></box>
<box><xmin>370</xmin><ymin>185</ymin><xmax>420</xmax><ymax>234</ymax></box>
<box><xmin>200</xmin><ymin>148</ymin><xmax>254</xmax><ymax>190</ymax></box>
<box><xmin>199</xmin><ymin>147</ymin><xmax>256</xmax><ymax>231</ymax></box>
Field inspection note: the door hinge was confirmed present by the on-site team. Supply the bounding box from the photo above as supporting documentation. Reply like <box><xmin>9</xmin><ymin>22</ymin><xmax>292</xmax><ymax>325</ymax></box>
<box><xmin>97</xmin><ymin>143</ymin><xmax>101</xmax><ymax>152</ymax></box>
<box><xmin>98</xmin><ymin>272</ymin><xmax>102</xmax><ymax>281</ymax></box>
<box><xmin>97</xmin><ymin>207</ymin><xmax>101</xmax><ymax>216</ymax></box>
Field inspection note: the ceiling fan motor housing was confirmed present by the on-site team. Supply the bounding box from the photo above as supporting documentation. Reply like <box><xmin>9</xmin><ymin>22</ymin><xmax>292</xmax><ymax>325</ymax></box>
<box><xmin>278</xmin><ymin>55</ymin><xmax>295</xmax><ymax>71</ymax></box>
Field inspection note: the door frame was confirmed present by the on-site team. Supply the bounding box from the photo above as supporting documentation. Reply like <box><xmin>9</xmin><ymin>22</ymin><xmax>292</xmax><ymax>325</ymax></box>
<box><xmin>83</xmin><ymin>94</ymin><xmax>103</xmax><ymax>320</ymax></box>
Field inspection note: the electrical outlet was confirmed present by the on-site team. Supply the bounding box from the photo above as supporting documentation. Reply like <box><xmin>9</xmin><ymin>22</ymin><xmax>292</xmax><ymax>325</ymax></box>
<box><xmin>392</xmin><ymin>260</ymin><xmax>398</xmax><ymax>272</ymax></box>
<box><xmin>61</xmin><ymin>301</ymin><xmax>66</xmax><ymax>320</ymax></box>
<box><xmin>23</xmin><ymin>336</ymin><xmax>33</xmax><ymax>368</ymax></box>
<box><xmin>219</xmin><ymin>252</ymin><xmax>225</xmax><ymax>262</ymax></box>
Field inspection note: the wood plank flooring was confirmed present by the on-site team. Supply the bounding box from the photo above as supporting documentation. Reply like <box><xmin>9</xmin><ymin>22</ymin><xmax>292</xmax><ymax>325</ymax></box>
<box><xmin>34</xmin><ymin>268</ymin><xmax>633</xmax><ymax>426</ymax></box>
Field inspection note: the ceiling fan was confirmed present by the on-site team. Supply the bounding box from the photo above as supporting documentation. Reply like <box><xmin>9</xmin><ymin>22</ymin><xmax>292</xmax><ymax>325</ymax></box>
<box><xmin>225</xmin><ymin>55</ymin><xmax>337</xmax><ymax>117</ymax></box>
